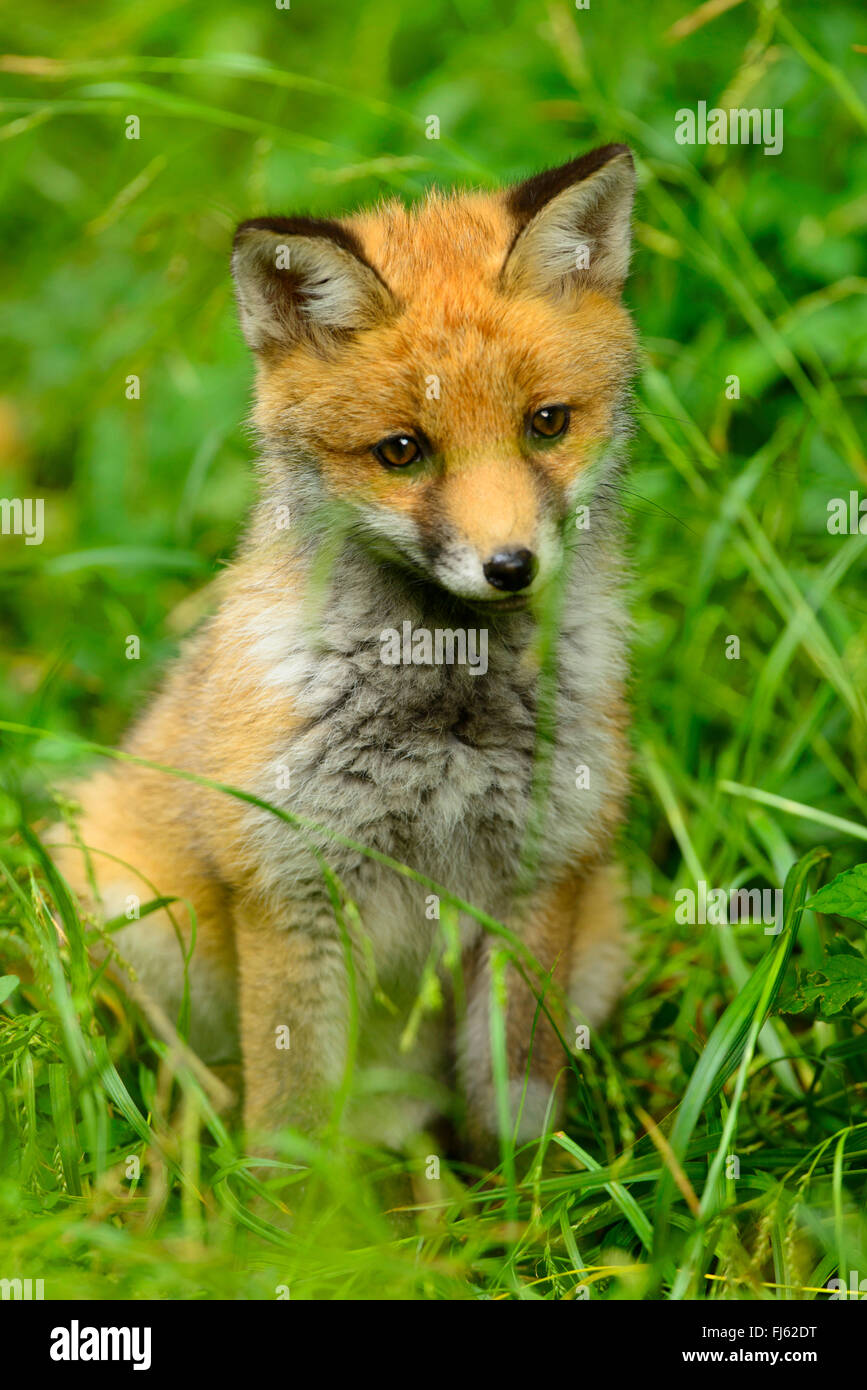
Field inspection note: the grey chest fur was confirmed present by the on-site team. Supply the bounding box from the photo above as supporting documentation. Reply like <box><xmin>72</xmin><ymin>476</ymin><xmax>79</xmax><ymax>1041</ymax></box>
<box><xmin>243</xmin><ymin>550</ymin><xmax>627</xmax><ymax>932</ymax></box>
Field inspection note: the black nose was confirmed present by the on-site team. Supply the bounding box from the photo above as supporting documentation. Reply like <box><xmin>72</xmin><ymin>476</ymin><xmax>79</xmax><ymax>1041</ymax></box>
<box><xmin>483</xmin><ymin>548</ymin><xmax>538</xmax><ymax>593</ymax></box>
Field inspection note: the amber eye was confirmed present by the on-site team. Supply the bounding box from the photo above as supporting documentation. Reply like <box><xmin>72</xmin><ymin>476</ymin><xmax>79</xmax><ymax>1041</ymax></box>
<box><xmin>529</xmin><ymin>405</ymin><xmax>570</xmax><ymax>440</ymax></box>
<box><xmin>373</xmin><ymin>434</ymin><xmax>422</xmax><ymax>468</ymax></box>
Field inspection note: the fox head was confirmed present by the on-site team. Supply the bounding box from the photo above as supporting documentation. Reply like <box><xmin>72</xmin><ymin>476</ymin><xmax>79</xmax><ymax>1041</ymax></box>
<box><xmin>232</xmin><ymin>144</ymin><xmax>637</xmax><ymax>607</ymax></box>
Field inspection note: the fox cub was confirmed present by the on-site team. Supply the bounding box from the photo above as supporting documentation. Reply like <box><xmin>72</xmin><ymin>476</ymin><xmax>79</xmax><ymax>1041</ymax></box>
<box><xmin>54</xmin><ymin>144</ymin><xmax>637</xmax><ymax>1160</ymax></box>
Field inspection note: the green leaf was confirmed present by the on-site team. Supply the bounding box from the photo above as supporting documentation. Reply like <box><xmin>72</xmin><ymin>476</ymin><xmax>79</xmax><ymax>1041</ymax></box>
<box><xmin>0</xmin><ymin>975</ymin><xmax>20</xmax><ymax>1004</ymax></box>
<box><xmin>47</xmin><ymin>1063</ymin><xmax>83</xmax><ymax>1197</ymax></box>
<box><xmin>552</xmin><ymin>1132</ymin><xmax>654</xmax><ymax>1253</ymax></box>
<box><xmin>806</xmin><ymin>863</ymin><xmax>867</xmax><ymax>925</ymax></box>
<box><xmin>778</xmin><ymin>955</ymin><xmax>867</xmax><ymax>1017</ymax></box>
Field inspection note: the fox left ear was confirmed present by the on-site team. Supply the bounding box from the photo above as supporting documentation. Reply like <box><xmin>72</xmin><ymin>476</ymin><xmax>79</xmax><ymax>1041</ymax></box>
<box><xmin>501</xmin><ymin>144</ymin><xmax>635</xmax><ymax>300</ymax></box>
<box><xmin>231</xmin><ymin>215</ymin><xmax>395</xmax><ymax>354</ymax></box>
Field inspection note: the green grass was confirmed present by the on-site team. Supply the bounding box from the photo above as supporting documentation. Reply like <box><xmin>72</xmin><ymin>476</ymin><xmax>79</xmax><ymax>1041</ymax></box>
<box><xmin>1</xmin><ymin>0</ymin><xmax>867</xmax><ymax>1300</ymax></box>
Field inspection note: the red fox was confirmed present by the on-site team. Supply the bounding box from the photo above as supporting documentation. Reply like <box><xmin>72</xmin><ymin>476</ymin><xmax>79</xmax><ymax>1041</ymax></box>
<box><xmin>52</xmin><ymin>144</ymin><xmax>637</xmax><ymax>1161</ymax></box>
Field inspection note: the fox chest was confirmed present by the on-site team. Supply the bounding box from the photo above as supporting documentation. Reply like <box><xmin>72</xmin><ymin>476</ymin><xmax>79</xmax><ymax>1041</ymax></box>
<box><xmin>247</xmin><ymin>636</ymin><xmax>616</xmax><ymax>931</ymax></box>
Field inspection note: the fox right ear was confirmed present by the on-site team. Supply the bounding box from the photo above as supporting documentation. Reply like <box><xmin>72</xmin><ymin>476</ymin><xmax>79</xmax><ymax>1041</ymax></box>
<box><xmin>231</xmin><ymin>216</ymin><xmax>394</xmax><ymax>353</ymax></box>
<box><xmin>502</xmin><ymin>145</ymin><xmax>635</xmax><ymax>301</ymax></box>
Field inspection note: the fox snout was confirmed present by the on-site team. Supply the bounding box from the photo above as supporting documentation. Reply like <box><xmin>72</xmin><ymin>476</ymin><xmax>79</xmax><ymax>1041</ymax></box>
<box><xmin>427</xmin><ymin>456</ymin><xmax>560</xmax><ymax>602</ymax></box>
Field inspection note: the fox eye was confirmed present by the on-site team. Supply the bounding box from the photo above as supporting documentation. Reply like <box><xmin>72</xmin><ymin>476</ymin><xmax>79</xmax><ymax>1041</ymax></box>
<box><xmin>529</xmin><ymin>405</ymin><xmax>570</xmax><ymax>440</ymax></box>
<box><xmin>373</xmin><ymin>434</ymin><xmax>422</xmax><ymax>469</ymax></box>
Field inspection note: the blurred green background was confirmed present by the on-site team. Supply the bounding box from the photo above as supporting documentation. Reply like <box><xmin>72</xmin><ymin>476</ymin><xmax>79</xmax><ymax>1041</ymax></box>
<box><xmin>1</xmin><ymin>0</ymin><xmax>867</xmax><ymax>1300</ymax></box>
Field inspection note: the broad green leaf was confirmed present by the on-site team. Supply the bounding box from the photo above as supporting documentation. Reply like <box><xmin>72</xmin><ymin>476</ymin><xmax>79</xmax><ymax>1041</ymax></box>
<box><xmin>806</xmin><ymin>863</ymin><xmax>867</xmax><ymax>926</ymax></box>
<box><xmin>778</xmin><ymin>955</ymin><xmax>867</xmax><ymax>1017</ymax></box>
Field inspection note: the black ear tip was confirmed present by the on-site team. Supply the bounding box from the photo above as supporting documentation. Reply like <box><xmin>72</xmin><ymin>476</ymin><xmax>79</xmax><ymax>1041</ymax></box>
<box><xmin>607</xmin><ymin>143</ymin><xmax>633</xmax><ymax>166</ymax></box>
<box><xmin>231</xmin><ymin>214</ymin><xmax>368</xmax><ymax>257</ymax></box>
<box><xmin>506</xmin><ymin>142</ymin><xmax>634</xmax><ymax>221</ymax></box>
<box><xmin>575</xmin><ymin>142</ymin><xmax>634</xmax><ymax>174</ymax></box>
<box><xmin>233</xmin><ymin>218</ymin><xmax>264</xmax><ymax>251</ymax></box>
<box><xmin>232</xmin><ymin>216</ymin><xmax>305</xmax><ymax>253</ymax></box>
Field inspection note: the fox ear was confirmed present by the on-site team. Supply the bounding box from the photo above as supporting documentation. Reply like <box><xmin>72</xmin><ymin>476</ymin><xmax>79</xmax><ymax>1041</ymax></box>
<box><xmin>501</xmin><ymin>145</ymin><xmax>635</xmax><ymax>300</ymax></box>
<box><xmin>231</xmin><ymin>216</ymin><xmax>394</xmax><ymax>353</ymax></box>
